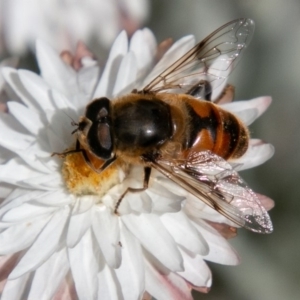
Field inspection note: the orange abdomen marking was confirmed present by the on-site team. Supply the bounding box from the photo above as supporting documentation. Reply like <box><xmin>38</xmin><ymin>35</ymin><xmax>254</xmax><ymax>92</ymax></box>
<box><xmin>183</xmin><ymin>98</ymin><xmax>249</xmax><ymax>159</ymax></box>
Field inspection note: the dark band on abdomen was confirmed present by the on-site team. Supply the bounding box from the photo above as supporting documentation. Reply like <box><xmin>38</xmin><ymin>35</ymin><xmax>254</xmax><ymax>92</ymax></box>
<box><xmin>219</xmin><ymin>109</ymin><xmax>248</xmax><ymax>159</ymax></box>
<box><xmin>185</xmin><ymin>103</ymin><xmax>219</xmax><ymax>148</ymax></box>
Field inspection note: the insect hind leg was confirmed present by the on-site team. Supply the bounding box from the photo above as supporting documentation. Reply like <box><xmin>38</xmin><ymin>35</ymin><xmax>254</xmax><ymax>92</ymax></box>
<box><xmin>214</xmin><ymin>84</ymin><xmax>235</xmax><ymax>104</ymax></box>
<box><xmin>187</xmin><ymin>80</ymin><xmax>212</xmax><ymax>101</ymax></box>
<box><xmin>114</xmin><ymin>167</ymin><xmax>151</xmax><ymax>214</ymax></box>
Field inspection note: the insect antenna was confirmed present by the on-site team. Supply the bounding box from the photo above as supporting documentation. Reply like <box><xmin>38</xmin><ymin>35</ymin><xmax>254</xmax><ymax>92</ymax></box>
<box><xmin>61</xmin><ymin>111</ymin><xmax>79</xmax><ymax>134</ymax></box>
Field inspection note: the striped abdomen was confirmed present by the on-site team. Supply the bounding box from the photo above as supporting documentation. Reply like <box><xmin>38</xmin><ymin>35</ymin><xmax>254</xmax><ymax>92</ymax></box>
<box><xmin>184</xmin><ymin>98</ymin><xmax>249</xmax><ymax>159</ymax></box>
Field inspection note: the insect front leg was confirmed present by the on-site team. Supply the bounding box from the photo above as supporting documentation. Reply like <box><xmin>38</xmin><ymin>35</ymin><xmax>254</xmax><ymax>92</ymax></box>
<box><xmin>51</xmin><ymin>139</ymin><xmax>83</xmax><ymax>158</ymax></box>
<box><xmin>114</xmin><ymin>167</ymin><xmax>152</xmax><ymax>214</ymax></box>
<box><xmin>52</xmin><ymin>139</ymin><xmax>116</xmax><ymax>173</ymax></box>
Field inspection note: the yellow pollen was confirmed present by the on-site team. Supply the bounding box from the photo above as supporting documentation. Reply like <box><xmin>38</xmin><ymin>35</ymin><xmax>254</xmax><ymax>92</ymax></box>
<box><xmin>62</xmin><ymin>151</ymin><xmax>127</xmax><ymax>197</ymax></box>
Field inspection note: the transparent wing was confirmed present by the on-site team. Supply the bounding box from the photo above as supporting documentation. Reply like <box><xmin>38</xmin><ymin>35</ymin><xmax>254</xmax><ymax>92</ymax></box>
<box><xmin>142</xmin><ymin>18</ymin><xmax>254</xmax><ymax>101</ymax></box>
<box><xmin>151</xmin><ymin>150</ymin><xmax>273</xmax><ymax>234</ymax></box>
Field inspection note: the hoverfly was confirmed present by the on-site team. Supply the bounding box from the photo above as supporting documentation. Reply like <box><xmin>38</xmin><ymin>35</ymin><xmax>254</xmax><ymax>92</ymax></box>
<box><xmin>57</xmin><ymin>18</ymin><xmax>273</xmax><ymax>234</ymax></box>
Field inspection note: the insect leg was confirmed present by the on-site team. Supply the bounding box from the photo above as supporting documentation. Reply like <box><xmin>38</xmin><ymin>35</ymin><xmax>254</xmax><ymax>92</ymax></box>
<box><xmin>51</xmin><ymin>139</ymin><xmax>83</xmax><ymax>158</ymax></box>
<box><xmin>187</xmin><ymin>80</ymin><xmax>212</xmax><ymax>101</ymax></box>
<box><xmin>214</xmin><ymin>84</ymin><xmax>235</xmax><ymax>104</ymax></box>
<box><xmin>114</xmin><ymin>167</ymin><xmax>152</xmax><ymax>214</ymax></box>
<box><xmin>93</xmin><ymin>155</ymin><xmax>116</xmax><ymax>174</ymax></box>
<box><xmin>52</xmin><ymin>140</ymin><xmax>116</xmax><ymax>173</ymax></box>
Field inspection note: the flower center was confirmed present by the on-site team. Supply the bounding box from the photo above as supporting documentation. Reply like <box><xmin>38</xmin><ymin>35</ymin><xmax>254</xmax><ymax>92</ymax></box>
<box><xmin>62</xmin><ymin>151</ymin><xmax>127</xmax><ymax>198</ymax></box>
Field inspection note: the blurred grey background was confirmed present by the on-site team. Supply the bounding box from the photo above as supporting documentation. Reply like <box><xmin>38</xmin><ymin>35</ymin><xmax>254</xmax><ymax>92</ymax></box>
<box><xmin>147</xmin><ymin>1</ymin><xmax>300</xmax><ymax>299</ymax></box>
<box><xmin>1</xmin><ymin>0</ymin><xmax>299</xmax><ymax>299</ymax></box>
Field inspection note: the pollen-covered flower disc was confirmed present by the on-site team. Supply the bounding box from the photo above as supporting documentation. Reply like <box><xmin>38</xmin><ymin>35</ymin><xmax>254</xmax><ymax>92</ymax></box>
<box><xmin>0</xmin><ymin>28</ymin><xmax>274</xmax><ymax>300</ymax></box>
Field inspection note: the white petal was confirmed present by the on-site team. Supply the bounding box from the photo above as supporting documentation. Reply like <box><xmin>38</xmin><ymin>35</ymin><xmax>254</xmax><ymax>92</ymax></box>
<box><xmin>129</xmin><ymin>28</ymin><xmax>156</xmax><ymax>83</ymax></box>
<box><xmin>222</xmin><ymin>96</ymin><xmax>272</xmax><ymax>125</ymax></box>
<box><xmin>233</xmin><ymin>139</ymin><xmax>275</xmax><ymax>171</ymax></box>
<box><xmin>7</xmin><ymin>101</ymin><xmax>44</xmax><ymax>135</ymax></box>
<box><xmin>178</xmin><ymin>248</ymin><xmax>212</xmax><ymax>288</ymax></box>
<box><xmin>126</xmin><ymin>191</ymin><xmax>152</xmax><ymax>214</ymax></box>
<box><xmin>37</xmin><ymin>154</ymin><xmax>61</xmax><ymax>173</ymax></box>
<box><xmin>77</xmin><ymin>63</ymin><xmax>100</xmax><ymax>104</ymax></box>
<box><xmin>2</xmin><ymin>203</ymin><xmax>57</xmax><ymax>222</ymax></box>
<box><xmin>15</xmin><ymin>147</ymin><xmax>53</xmax><ymax>174</ymax></box>
<box><xmin>152</xmin><ymin>174</ymin><xmax>188</xmax><ymax>197</ymax></box>
<box><xmin>0</xmin><ymin>253</ymin><xmax>17</xmax><ymax>270</ymax></box>
<box><xmin>0</xmin><ymin>188</ymin><xmax>45</xmax><ymax>216</ymax></box>
<box><xmin>121</xmin><ymin>213</ymin><xmax>183</xmax><ymax>272</ymax></box>
<box><xmin>257</xmin><ymin>193</ymin><xmax>274</xmax><ymax>211</ymax></box>
<box><xmin>97</xmin><ymin>263</ymin><xmax>121</xmax><ymax>300</ymax></box>
<box><xmin>160</xmin><ymin>211</ymin><xmax>209</xmax><ymax>256</ymax></box>
<box><xmin>34</xmin><ymin>190</ymin><xmax>73</xmax><ymax>206</ymax></box>
<box><xmin>46</xmin><ymin>109</ymin><xmax>75</xmax><ymax>148</ymax></box>
<box><xmin>1</xmin><ymin>273</ymin><xmax>31</xmax><ymax>300</ymax></box>
<box><xmin>51</xmin><ymin>273</ymin><xmax>75</xmax><ymax>300</ymax></box>
<box><xmin>28</xmin><ymin>248</ymin><xmax>69</xmax><ymax>300</ymax></box>
<box><xmin>104</xmin><ymin>189</ymin><xmax>131</xmax><ymax>215</ymax></box>
<box><xmin>115</xmin><ymin>224</ymin><xmax>145</xmax><ymax>300</ymax></box>
<box><xmin>93</xmin><ymin>30</ymin><xmax>128</xmax><ymax>98</ymax></box>
<box><xmin>0</xmin><ymin>56</ymin><xmax>19</xmax><ymax>73</ymax></box>
<box><xmin>71</xmin><ymin>195</ymin><xmax>95</xmax><ymax>215</ymax></box>
<box><xmin>0</xmin><ymin>184</ymin><xmax>13</xmax><ymax>199</ymax></box>
<box><xmin>91</xmin><ymin>205</ymin><xmax>121</xmax><ymax>268</ymax></box>
<box><xmin>67</xmin><ymin>207</ymin><xmax>92</xmax><ymax>248</ymax></box>
<box><xmin>0</xmin><ymin>117</ymin><xmax>35</xmax><ymax>152</ymax></box>
<box><xmin>46</xmin><ymin>126</ymin><xmax>68</xmax><ymax>152</ymax></box>
<box><xmin>142</xmin><ymin>28</ymin><xmax>157</xmax><ymax>53</ymax></box>
<box><xmin>147</xmin><ymin>181</ymin><xmax>185</xmax><ymax>214</ymax></box>
<box><xmin>49</xmin><ymin>88</ymin><xmax>77</xmax><ymax>112</ymax></box>
<box><xmin>192</xmin><ymin>219</ymin><xmax>240</xmax><ymax>265</ymax></box>
<box><xmin>0</xmin><ymin>158</ymin><xmax>42</xmax><ymax>187</ymax></box>
<box><xmin>234</xmin><ymin>108</ymin><xmax>257</xmax><ymax>126</ymax></box>
<box><xmin>130</xmin><ymin>29</ymin><xmax>156</xmax><ymax>70</ymax></box>
<box><xmin>0</xmin><ymin>215</ymin><xmax>51</xmax><ymax>254</ymax></box>
<box><xmin>9</xmin><ymin>206</ymin><xmax>70</xmax><ymax>279</ymax></box>
<box><xmin>144</xmin><ymin>254</ymin><xmax>192</xmax><ymax>300</ymax></box>
<box><xmin>0</xmin><ymin>146</ymin><xmax>13</xmax><ymax>163</ymax></box>
<box><xmin>36</xmin><ymin>40</ymin><xmax>77</xmax><ymax>98</ymax></box>
<box><xmin>0</xmin><ymin>108</ymin><xmax>28</xmax><ymax>133</ymax></box>
<box><xmin>0</xmin><ymin>157</ymin><xmax>31</xmax><ymax>183</ymax></box>
<box><xmin>184</xmin><ymin>193</ymin><xmax>234</xmax><ymax>226</ymax></box>
<box><xmin>210</xmin><ymin>56</ymin><xmax>232</xmax><ymax>101</ymax></box>
<box><xmin>69</xmin><ymin>229</ymin><xmax>99</xmax><ymax>300</ymax></box>
<box><xmin>17</xmin><ymin>69</ymin><xmax>54</xmax><ymax>111</ymax></box>
<box><xmin>142</xmin><ymin>35</ymin><xmax>195</xmax><ymax>87</ymax></box>
<box><xmin>81</xmin><ymin>57</ymin><xmax>98</xmax><ymax>68</ymax></box>
<box><xmin>19</xmin><ymin>173</ymin><xmax>63</xmax><ymax>190</ymax></box>
<box><xmin>112</xmin><ymin>52</ymin><xmax>137</xmax><ymax>97</ymax></box>
<box><xmin>2</xmin><ymin>67</ymin><xmax>40</xmax><ymax>113</ymax></box>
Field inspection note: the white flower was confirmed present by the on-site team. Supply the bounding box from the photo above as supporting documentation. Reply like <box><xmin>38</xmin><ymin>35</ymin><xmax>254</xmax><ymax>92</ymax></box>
<box><xmin>0</xmin><ymin>29</ymin><xmax>274</xmax><ymax>299</ymax></box>
<box><xmin>0</xmin><ymin>0</ymin><xmax>149</xmax><ymax>55</ymax></box>
<box><xmin>0</xmin><ymin>57</ymin><xmax>19</xmax><ymax>112</ymax></box>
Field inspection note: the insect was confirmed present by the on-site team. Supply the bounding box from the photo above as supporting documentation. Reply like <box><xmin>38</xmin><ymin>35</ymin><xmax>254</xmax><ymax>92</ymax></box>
<box><xmin>56</xmin><ymin>18</ymin><xmax>273</xmax><ymax>234</ymax></box>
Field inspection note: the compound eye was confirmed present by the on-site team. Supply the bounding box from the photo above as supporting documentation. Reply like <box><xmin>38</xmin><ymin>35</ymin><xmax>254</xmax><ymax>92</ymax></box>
<box><xmin>85</xmin><ymin>97</ymin><xmax>113</xmax><ymax>159</ymax></box>
<box><xmin>98</xmin><ymin>107</ymin><xmax>109</xmax><ymax>119</ymax></box>
<box><xmin>87</xmin><ymin>123</ymin><xmax>113</xmax><ymax>159</ymax></box>
<box><xmin>85</xmin><ymin>97</ymin><xmax>111</xmax><ymax>121</ymax></box>
<box><xmin>98</xmin><ymin>123</ymin><xmax>112</xmax><ymax>150</ymax></box>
